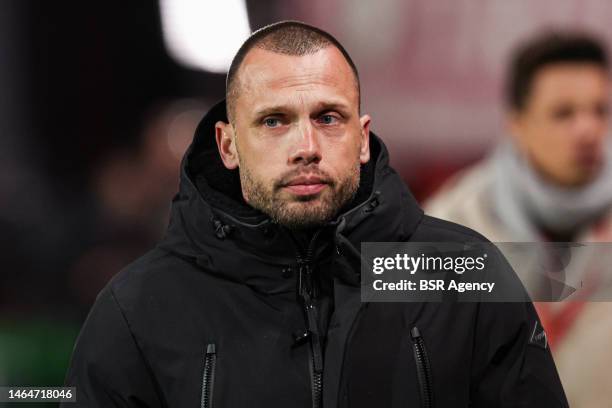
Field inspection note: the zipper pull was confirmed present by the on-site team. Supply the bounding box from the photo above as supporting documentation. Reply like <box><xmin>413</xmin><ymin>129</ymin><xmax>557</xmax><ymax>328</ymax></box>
<box><xmin>296</xmin><ymin>259</ymin><xmax>324</xmax><ymax>373</ymax></box>
<box><xmin>292</xmin><ymin>330</ymin><xmax>312</xmax><ymax>347</ymax></box>
<box><xmin>305</xmin><ymin>302</ymin><xmax>324</xmax><ymax>373</ymax></box>
<box><xmin>298</xmin><ymin>262</ymin><xmax>314</xmax><ymax>298</ymax></box>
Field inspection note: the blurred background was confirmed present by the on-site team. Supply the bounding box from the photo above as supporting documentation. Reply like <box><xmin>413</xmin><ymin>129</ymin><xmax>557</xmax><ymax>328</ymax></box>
<box><xmin>2</xmin><ymin>0</ymin><xmax>612</xmax><ymax>406</ymax></box>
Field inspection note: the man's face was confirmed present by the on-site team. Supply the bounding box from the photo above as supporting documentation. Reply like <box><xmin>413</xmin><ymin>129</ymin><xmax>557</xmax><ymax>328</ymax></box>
<box><xmin>510</xmin><ymin>63</ymin><xmax>610</xmax><ymax>187</ymax></box>
<box><xmin>216</xmin><ymin>46</ymin><xmax>370</xmax><ymax>229</ymax></box>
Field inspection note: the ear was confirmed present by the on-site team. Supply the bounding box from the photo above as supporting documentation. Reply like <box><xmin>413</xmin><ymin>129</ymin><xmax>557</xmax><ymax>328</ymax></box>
<box><xmin>359</xmin><ymin>114</ymin><xmax>371</xmax><ymax>164</ymax></box>
<box><xmin>215</xmin><ymin>121</ymin><xmax>239</xmax><ymax>169</ymax></box>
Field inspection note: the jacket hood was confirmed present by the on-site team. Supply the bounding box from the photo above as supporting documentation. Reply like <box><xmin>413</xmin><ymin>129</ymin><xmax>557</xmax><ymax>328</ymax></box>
<box><xmin>159</xmin><ymin>100</ymin><xmax>424</xmax><ymax>293</ymax></box>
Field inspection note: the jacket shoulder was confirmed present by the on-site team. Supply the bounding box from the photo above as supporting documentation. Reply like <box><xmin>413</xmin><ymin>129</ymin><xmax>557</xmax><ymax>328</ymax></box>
<box><xmin>105</xmin><ymin>247</ymin><xmax>196</xmax><ymax>309</ymax></box>
<box><xmin>109</xmin><ymin>247</ymin><xmax>172</xmax><ymax>284</ymax></box>
<box><xmin>412</xmin><ymin>214</ymin><xmax>490</xmax><ymax>243</ymax></box>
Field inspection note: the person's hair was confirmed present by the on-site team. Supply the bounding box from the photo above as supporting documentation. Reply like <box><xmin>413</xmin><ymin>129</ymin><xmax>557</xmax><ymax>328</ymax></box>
<box><xmin>225</xmin><ymin>20</ymin><xmax>360</xmax><ymax>123</ymax></box>
<box><xmin>505</xmin><ymin>30</ymin><xmax>609</xmax><ymax>111</ymax></box>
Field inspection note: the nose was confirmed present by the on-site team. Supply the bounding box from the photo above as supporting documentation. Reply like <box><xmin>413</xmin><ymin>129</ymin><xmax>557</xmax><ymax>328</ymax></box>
<box><xmin>288</xmin><ymin>120</ymin><xmax>321</xmax><ymax>165</ymax></box>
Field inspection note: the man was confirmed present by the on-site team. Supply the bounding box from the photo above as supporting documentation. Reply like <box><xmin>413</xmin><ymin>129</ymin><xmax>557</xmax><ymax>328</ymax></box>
<box><xmin>64</xmin><ymin>21</ymin><xmax>568</xmax><ymax>407</ymax></box>
<box><xmin>426</xmin><ymin>31</ymin><xmax>612</xmax><ymax>242</ymax></box>
<box><xmin>426</xmin><ymin>31</ymin><xmax>612</xmax><ymax>407</ymax></box>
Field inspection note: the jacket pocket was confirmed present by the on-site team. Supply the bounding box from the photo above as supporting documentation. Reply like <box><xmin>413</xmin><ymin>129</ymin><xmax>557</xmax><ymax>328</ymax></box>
<box><xmin>201</xmin><ymin>343</ymin><xmax>216</xmax><ymax>408</ymax></box>
<box><xmin>411</xmin><ymin>327</ymin><xmax>434</xmax><ymax>408</ymax></box>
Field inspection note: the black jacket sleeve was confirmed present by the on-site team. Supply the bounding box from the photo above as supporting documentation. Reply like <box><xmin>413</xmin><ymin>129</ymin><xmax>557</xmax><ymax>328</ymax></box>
<box><xmin>469</xmin><ymin>300</ymin><xmax>569</xmax><ymax>407</ymax></box>
<box><xmin>62</xmin><ymin>287</ymin><xmax>163</xmax><ymax>407</ymax></box>
<box><xmin>465</xmin><ymin>242</ymin><xmax>569</xmax><ymax>407</ymax></box>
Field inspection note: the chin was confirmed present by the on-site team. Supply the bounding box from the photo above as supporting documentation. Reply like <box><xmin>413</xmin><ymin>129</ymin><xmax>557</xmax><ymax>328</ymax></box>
<box><xmin>564</xmin><ymin>169</ymin><xmax>599</xmax><ymax>187</ymax></box>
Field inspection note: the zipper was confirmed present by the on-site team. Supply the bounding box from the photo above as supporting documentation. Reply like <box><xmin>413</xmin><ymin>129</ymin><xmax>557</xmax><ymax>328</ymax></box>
<box><xmin>296</xmin><ymin>230</ymin><xmax>324</xmax><ymax>408</ymax></box>
<box><xmin>201</xmin><ymin>343</ymin><xmax>216</xmax><ymax>408</ymax></box>
<box><xmin>302</xmin><ymin>285</ymin><xmax>323</xmax><ymax>408</ymax></box>
<box><xmin>311</xmin><ymin>360</ymin><xmax>323</xmax><ymax>408</ymax></box>
<box><xmin>411</xmin><ymin>327</ymin><xmax>434</xmax><ymax>408</ymax></box>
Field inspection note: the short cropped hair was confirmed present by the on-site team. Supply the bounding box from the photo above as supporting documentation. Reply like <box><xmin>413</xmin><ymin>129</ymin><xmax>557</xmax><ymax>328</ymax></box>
<box><xmin>505</xmin><ymin>30</ymin><xmax>609</xmax><ymax>111</ymax></box>
<box><xmin>226</xmin><ymin>20</ymin><xmax>361</xmax><ymax>123</ymax></box>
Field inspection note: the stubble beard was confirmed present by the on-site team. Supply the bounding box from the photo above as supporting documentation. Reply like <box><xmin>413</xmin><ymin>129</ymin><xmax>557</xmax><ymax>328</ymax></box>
<box><xmin>239</xmin><ymin>161</ymin><xmax>361</xmax><ymax>230</ymax></box>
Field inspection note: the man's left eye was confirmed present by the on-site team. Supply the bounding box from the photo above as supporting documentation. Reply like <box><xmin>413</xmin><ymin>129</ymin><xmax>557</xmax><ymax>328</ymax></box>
<box><xmin>318</xmin><ymin>114</ymin><xmax>338</xmax><ymax>125</ymax></box>
<box><xmin>264</xmin><ymin>118</ymin><xmax>281</xmax><ymax>128</ymax></box>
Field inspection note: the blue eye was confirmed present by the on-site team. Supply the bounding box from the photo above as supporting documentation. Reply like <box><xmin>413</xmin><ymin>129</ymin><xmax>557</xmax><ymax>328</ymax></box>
<box><xmin>319</xmin><ymin>114</ymin><xmax>337</xmax><ymax>125</ymax></box>
<box><xmin>264</xmin><ymin>118</ymin><xmax>280</xmax><ymax>128</ymax></box>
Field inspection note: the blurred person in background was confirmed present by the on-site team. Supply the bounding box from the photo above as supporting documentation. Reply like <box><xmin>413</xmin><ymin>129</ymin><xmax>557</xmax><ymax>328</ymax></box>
<box><xmin>426</xmin><ymin>31</ymin><xmax>612</xmax><ymax>407</ymax></box>
<box><xmin>427</xmin><ymin>31</ymin><xmax>612</xmax><ymax>243</ymax></box>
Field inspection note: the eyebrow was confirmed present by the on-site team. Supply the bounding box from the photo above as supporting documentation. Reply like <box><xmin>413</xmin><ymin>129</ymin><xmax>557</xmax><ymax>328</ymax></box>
<box><xmin>253</xmin><ymin>105</ymin><xmax>290</xmax><ymax>119</ymax></box>
<box><xmin>252</xmin><ymin>100</ymin><xmax>352</xmax><ymax>120</ymax></box>
<box><xmin>311</xmin><ymin>101</ymin><xmax>352</xmax><ymax>116</ymax></box>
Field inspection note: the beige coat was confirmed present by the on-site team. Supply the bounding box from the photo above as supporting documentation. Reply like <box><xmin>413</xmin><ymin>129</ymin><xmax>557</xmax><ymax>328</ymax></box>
<box><xmin>425</xmin><ymin>158</ymin><xmax>612</xmax><ymax>408</ymax></box>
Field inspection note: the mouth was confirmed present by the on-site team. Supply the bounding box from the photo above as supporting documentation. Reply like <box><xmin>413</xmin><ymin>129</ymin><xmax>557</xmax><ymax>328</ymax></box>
<box><xmin>283</xmin><ymin>175</ymin><xmax>328</xmax><ymax>196</ymax></box>
<box><xmin>575</xmin><ymin>151</ymin><xmax>602</xmax><ymax>170</ymax></box>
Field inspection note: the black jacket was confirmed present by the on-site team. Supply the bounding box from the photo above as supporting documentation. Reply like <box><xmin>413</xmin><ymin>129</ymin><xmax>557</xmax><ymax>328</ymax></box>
<box><xmin>63</xmin><ymin>100</ymin><xmax>568</xmax><ymax>407</ymax></box>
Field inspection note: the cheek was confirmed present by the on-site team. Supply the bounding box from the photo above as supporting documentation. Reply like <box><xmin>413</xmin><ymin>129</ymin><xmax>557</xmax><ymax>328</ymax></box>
<box><xmin>324</xmin><ymin>130</ymin><xmax>362</xmax><ymax>156</ymax></box>
<box><xmin>321</xmin><ymin>141</ymin><xmax>361</xmax><ymax>177</ymax></box>
<box><xmin>241</xmin><ymin>155</ymin><xmax>280</xmax><ymax>185</ymax></box>
<box><xmin>252</xmin><ymin>162</ymin><xmax>291</xmax><ymax>194</ymax></box>
<box><xmin>526</xmin><ymin>118</ymin><xmax>567</xmax><ymax>150</ymax></box>
<box><xmin>237</xmin><ymin>132</ymin><xmax>284</xmax><ymax>170</ymax></box>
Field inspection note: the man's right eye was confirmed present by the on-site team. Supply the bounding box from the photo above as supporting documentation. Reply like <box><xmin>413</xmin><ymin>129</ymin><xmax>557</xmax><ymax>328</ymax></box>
<box><xmin>263</xmin><ymin>118</ymin><xmax>281</xmax><ymax>128</ymax></box>
<box><xmin>551</xmin><ymin>106</ymin><xmax>574</xmax><ymax>121</ymax></box>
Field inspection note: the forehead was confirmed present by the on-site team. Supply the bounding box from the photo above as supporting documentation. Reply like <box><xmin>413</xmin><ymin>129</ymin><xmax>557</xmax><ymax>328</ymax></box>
<box><xmin>529</xmin><ymin>63</ymin><xmax>609</xmax><ymax>104</ymax></box>
<box><xmin>235</xmin><ymin>46</ymin><xmax>358</xmax><ymax>110</ymax></box>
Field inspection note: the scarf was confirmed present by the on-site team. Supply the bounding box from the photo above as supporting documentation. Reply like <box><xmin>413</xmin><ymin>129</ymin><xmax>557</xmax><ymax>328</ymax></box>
<box><xmin>492</xmin><ymin>140</ymin><xmax>612</xmax><ymax>240</ymax></box>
